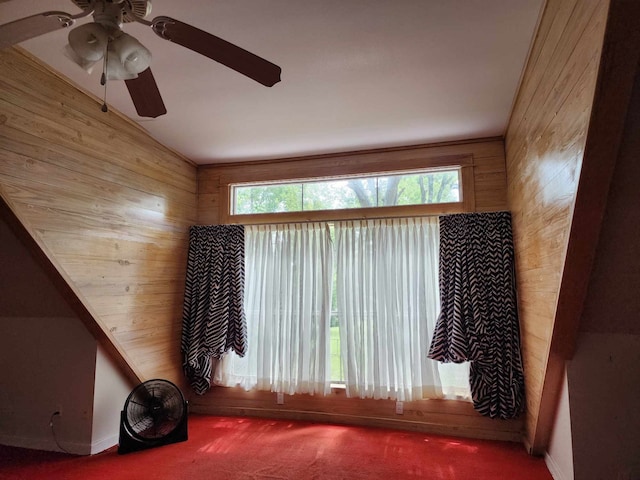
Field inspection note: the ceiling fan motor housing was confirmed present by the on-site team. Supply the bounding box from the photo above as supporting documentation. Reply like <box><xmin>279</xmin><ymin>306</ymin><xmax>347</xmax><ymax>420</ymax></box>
<box><xmin>71</xmin><ymin>0</ymin><xmax>152</xmax><ymax>24</ymax></box>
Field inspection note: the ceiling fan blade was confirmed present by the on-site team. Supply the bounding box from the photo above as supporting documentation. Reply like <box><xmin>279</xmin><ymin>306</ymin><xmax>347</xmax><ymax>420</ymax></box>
<box><xmin>151</xmin><ymin>16</ymin><xmax>281</xmax><ymax>87</ymax></box>
<box><xmin>125</xmin><ymin>68</ymin><xmax>167</xmax><ymax>118</ymax></box>
<box><xmin>0</xmin><ymin>6</ymin><xmax>94</xmax><ymax>50</ymax></box>
<box><xmin>0</xmin><ymin>13</ymin><xmax>74</xmax><ymax>49</ymax></box>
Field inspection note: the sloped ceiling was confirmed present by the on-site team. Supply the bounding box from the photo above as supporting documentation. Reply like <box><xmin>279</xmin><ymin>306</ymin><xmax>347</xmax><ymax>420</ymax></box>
<box><xmin>0</xmin><ymin>0</ymin><xmax>543</xmax><ymax>164</ymax></box>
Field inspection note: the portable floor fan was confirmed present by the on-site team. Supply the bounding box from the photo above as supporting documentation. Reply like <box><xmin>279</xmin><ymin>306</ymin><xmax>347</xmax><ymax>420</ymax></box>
<box><xmin>118</xmin><ymin>378</ymin><xmax>188</xmax><ymax>454</ymax></box>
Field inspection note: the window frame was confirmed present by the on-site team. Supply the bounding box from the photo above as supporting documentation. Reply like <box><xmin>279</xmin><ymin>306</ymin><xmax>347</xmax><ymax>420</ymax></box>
<box><xmin>219</xmin><ymin>154</ymin><xmax>476</xmax><ymax>225</ymax></box>
<box><xmin>231</xmin><ymin>168</ymin><xmax>463</xmax><ymax>216</ymax></box>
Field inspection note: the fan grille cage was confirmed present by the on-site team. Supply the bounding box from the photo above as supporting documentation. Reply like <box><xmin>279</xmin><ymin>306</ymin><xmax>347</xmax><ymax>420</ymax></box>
<box><xmin>71</xmin><ymin>0</ymin><xmax>151</xmax><ymax>23</ymax></box>
<box><xmin>124</xmin><ymin>379</ymin><xmax>186</xmax><ymax>441</ymax></box>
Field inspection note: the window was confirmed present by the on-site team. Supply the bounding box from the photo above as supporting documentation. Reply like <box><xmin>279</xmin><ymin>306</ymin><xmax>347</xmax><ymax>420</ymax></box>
<box><xmin>215</xmin><ymin>219</ymin><xmax>470</xmax><ymax>402</ymax></box>
<box><xmin>232</xmin><ymin>168</ymin><xmax>461</xmax><ymax>215</ymax></box>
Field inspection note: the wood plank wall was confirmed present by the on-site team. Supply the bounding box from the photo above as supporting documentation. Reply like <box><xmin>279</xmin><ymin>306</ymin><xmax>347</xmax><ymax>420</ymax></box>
<box><xmin>194</xmin><ymin>138</ymin><xmax>518</xmax><ymax>441</ymax></box>
<box><xmin>189</xmin><ymin>387</ymin><xmax>524</xmax><ymax>443</ymax></box>
<box><xmin>198</xmin><ymin>138</ymin><xmax>508</xmax><ymax>225</ymax></box>
<box><xmin>0</xmin><ymin>48</ymin><xmax>197</xmax><ymax>387</ymax></box>
<box><xmin>0</xmin><ymin>46</ymin><xmax>516</xmax><ymax>442</ymax></box>
<box><xmin>504</xmin><ymin>0</ymin><xmax>609</xmax><ymax>453</ymax></box>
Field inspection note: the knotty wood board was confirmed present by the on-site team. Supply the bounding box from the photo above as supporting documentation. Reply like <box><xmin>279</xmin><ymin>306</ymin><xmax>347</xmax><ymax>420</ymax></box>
<box><xmin>505</xmin><ymin>0</ymin><xmax>610</xmax><ymax>453</ymax></box>
<box><xmin>0</xmin><ymin>47</ymin><xmax>197</xmax><ymax>388</ymax></box>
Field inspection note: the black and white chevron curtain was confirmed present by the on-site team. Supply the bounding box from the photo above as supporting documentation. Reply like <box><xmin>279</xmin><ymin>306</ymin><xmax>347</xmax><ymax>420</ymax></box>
<box><xmin>181</xmin><ymin>225</ymin><xmax>247</xmax><ymax>395</ymax></box>
<box><xmin>428</xmin><ymin>212</ymin><xmax>525</xmax><ymax>419</ymax></box>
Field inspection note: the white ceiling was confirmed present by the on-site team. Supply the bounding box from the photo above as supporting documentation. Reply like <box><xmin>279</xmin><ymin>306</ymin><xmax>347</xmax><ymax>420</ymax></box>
<box><xmin>1</xmin><ymin>0</ymin><xmax>543</xmax><ymax>165</ymax></box>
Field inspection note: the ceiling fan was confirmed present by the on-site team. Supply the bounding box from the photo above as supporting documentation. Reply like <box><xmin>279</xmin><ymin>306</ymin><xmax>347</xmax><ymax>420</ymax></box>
<box><xmin>0</xmin><ymin>0</ymin><xmax>282</xmax><ymax>118</ymax></box>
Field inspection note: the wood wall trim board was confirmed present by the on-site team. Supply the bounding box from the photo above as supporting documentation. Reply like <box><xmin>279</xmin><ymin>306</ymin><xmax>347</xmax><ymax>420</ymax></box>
<box><xmin>507</xmin><ymin>0</ymin><xmax>583</xmax><ymax>145</ymax></box>
<box><xmin>1</xmin><ymin>47</ymin><xmax>197</xmax><ymax>388</ymax></box>
<box><xmin>0</xmin><ymin>194</ymin><xmax>142</xmax><ymax>386</ymax></box>
<box><xmin>504</xmin><ymin>0</ymin><xmax>611</xmax><ymax>453</ymax></box>
<box><xmin>198</xmin><ymin>141</ymin><xmax>508</xmax><ymax>225</ymax></box>
<box><xmin>0</xmin><ymin>101</ymin><xmax>196</xmax><ymax>194</ymax></box>
<box><xmin>222</xmin><ymin>202</ymin><xmax>468</xmax><ymax>226</ymax></box>
<box><xmin>508</xmin><ymin>0</ymin><xmax>567</xmax><ymax>129</ymax></box>
<box><xmin>0</xmin><ymin>61</ymin><xmax>195</xmax><ymax>191</ymax></box>
<box><xmin>472</xmin><ymin>155</ymin><xmax>509</xmax><ymax>178</ymax></box>
<box><xmin>35</xmin><ymin>232</ymin><xmax>186</xmax><ymax>258</ymax></box>
<box><xmin>189</xmin><ymin>387</ymin><xmax>524</xmax><ymax>443</ymax></box>
<box><xmin>461</xmin><ymin>164</ymin><xmax>476</xmax><ymax>212</ymax></box>
<box><xmin>203</xmin><ymin>146</ymin><xmax>499</xmax><ymax>186</ymax></box>
<box><xmin>5</xmin><ymin>47</ymin><xmax>197</xmax><ymax>169</ymax></box>
<box><xmin>551</xmin><ymin>0</ymin><xmax>640</xmax><ymax>360</ymax></box>
<box><xmin>0</xmin><ymin>139</ymin><xmax>196</xmax><ymax>209</ymax></box>
<box><xmin>200</xmin><ymin>137</ymin><xmax>503</xmax><ymax>170</ymax></box>
<box><xmin>217</xmin><ymin>153</ymin><xmax>474</xmax><ymax>186</ymax></box>
<box><xmin>505</xmin><ymin>0</ymin><xmax>548</xmax><ymax>130</ymax></box>
<box><xmin>192</xmin><ymin>407</ymin><xmax>523</xmax><ymax>443</ymax></box>
<box><xmin>508</xmin><ymin>12</ymin><xmax>602</xmax><ymax>171</ymax></box>
<box><xmin>507</xmin><ymin>1</ymin><xmax>606</xmax><ymax>165</ymax></box>
<box><xmin>0</xmin><ymin>185</ymin><xmax>191</xmax><ymax>238</ymax></box>
<box><xmin>0</xmin><ymin>135</ymin><xmax>197</xmax><ymax>209</ymax></box>
<box><xmin>530</xmin><ymin>0</ymin><xmax>640</xmax><ymax>455</ymax></box>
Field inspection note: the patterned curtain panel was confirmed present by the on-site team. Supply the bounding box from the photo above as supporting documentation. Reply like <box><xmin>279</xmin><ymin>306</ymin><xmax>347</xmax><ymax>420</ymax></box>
<box><xmin>427</xmin><ymin>212</ymin><xmax>525</xmax><ymax>419</ymax></box>
<box><xmin>181</xmin><ymin>225</ymin><xmax>246</xmax><ymax>395</ymax></box>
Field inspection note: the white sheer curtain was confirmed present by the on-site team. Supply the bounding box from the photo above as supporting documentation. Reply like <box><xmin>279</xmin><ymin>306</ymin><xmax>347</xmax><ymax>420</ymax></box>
<box><xmin>215</xmin><ymin>222</ymin><xmax>333</xmax><ymax>395</ymax></box>
<box><xmin>334</xmin><ymin>217</ymin><xmax>469</xmax><ymax>401</ymax></box>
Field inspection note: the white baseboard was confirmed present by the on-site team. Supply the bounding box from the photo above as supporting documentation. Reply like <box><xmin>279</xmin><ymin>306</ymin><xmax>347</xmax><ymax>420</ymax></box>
<box><xmin>90</xmin><ymin>433</ymin><xmax>118</xmax><ymax>454</ymax></box>
<box><xmin>545</xmin><ymin>452</ymin><xmax>570</xmax><ymax>480</ymax></box>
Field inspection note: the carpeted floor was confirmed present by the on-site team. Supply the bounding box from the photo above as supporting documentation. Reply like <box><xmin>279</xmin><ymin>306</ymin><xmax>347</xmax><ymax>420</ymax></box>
<box><xmin>0</xmin><ymin>415</ymin><xmax>553</xmax><ymax>479</ymax></box>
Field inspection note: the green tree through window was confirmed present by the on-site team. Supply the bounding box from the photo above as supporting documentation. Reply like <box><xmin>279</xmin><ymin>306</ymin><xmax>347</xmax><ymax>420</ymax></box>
<box><xmin>233</xmin><ymin>169</ymin><xmax>460</xmax><ymax>214</ymax></box>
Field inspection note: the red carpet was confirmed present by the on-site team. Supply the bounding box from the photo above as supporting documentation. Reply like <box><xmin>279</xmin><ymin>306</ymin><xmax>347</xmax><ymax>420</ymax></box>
<box><xmin>0</xmin><ymin>415</ymin><xmax>552</xmax><ymax>479</ymax></box>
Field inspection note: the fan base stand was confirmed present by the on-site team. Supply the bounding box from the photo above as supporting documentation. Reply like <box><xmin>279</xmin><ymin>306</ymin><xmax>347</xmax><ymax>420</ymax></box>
<box><xmin>117</xmin><ymin>407</ymin><xmax>188</xmax><ymax>455</ymax></box>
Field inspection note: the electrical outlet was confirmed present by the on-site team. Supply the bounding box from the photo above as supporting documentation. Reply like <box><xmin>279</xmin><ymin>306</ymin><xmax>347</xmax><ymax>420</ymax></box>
<box><xmin>395</xmin><ymin>401</ymin><xmax>403</xmax><ymax>415</ymax></box>
<box><xmin>50</xmin><ymin>407</ymin><xmax>62</xmax><ymax>428</ymax></box>
<box><xmin>276</xmin><ymin>392</ymin><xmax>284</xmax><ymax>405</ymax></box>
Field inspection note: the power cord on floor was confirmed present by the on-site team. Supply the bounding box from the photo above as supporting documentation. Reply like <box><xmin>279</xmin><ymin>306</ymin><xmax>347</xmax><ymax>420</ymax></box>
<box><xmin>49</xmin><ymin>411</ymin><xmax>71</xmax><ymax>454</ymax></box>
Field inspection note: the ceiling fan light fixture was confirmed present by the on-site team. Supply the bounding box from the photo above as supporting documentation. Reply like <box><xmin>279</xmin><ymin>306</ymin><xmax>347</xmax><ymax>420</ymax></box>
<box><xmin>63</xmin><ymin>43</ymin><xmax>99</xmax><ymax>73</ymax></box>
<box><xmin>106</xmin><ymin>49</ymin><xmax>138</xmax><ymax>81</ymax></box>
<box><xmin>111</xmin><ymin>32</ymin><xmax>152</xmax><ymax>75</ymax></box>
<box><xmin>68</xmin><ymin>22</ymin><xmax>108</xmax><ymax>62</ymax></box>
<box><xmin>1</xmin><ymin>0</ymin><xmax>281</xmax><ymax>118</ymax></box>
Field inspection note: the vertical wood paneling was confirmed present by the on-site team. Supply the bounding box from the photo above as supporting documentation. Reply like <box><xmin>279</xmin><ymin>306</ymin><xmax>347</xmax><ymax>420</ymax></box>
<box><xmin>0</xmin><ymin>48</ymin><xmax>197</xmax><ymax>387</ymax></box>
<box><xmin>504</xmin><ymin>0</ymin><xmax>609</xmax><ymax>452</ymax></box>
<box><xmin>198</xmin><ymin>139</ymin><xmax>508</xmax><ymax>224</ymax></box>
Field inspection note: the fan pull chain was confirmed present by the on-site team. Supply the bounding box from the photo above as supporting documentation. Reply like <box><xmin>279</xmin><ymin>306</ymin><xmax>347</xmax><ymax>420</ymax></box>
<box><xmin>100</xmin><ymin>39</ymin><xmax>109</xmax><ymax>113</ymax></box>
